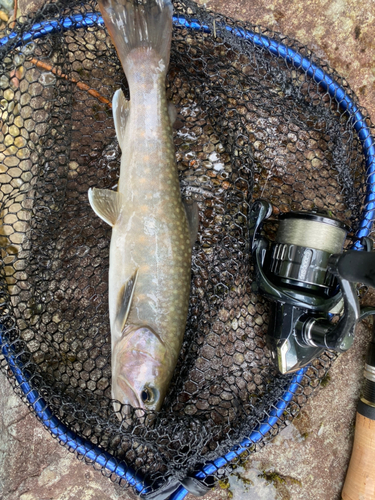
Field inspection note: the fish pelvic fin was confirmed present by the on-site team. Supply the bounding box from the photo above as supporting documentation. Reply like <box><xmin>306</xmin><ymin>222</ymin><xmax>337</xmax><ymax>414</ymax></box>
<box><xmin>112</xmin><ymin>88</ymin><xmax>130</xmax><ymax>149</ymax></box>
<box><xmin>116</xmin><ymin>269</ymin><xmax>139</xmax><ymax>334</ymax></box>
<box><xmin>88</xmin><ymin>188</ymin><xmax>122</xmax><ymax>226</ymax></box>
<box><xmin>98</xmin><ymin>0</ymin><xmax>173</xmax><ymax>74</ymax></box>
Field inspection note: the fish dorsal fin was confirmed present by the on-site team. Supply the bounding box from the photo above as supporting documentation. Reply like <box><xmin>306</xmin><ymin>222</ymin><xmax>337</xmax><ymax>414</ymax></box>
<box><xmin>112</xmin><ymin>88</ymin><xmax>130</xmax><ymax>149</ymax></box>
<box><xmin>183</xmin><ymin>199</ymin><xmax>199</xmax><ymax>248</ymax></box>
<box><xmin>116</xmin><ymin>269</ymin><xmax>138</xmax><ymax>334</ymax></box>
<box><xmin>88</xmin><ymin>188</ymin><xmax>122</xmax><ymax>226</ymax></box>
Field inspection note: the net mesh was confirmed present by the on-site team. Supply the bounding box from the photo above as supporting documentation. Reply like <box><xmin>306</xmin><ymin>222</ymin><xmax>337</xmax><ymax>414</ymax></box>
<box><xmin>0</xmin><ymin>0</ymin><xmax>373</xmax><ymax>495</ymax></box>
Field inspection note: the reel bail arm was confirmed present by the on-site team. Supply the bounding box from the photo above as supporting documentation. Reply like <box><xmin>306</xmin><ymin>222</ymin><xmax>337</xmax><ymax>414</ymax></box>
<box><xmin>249</xmin><ymin>200</ymin><xmax>375</xmax><ymax>374</ymax></box>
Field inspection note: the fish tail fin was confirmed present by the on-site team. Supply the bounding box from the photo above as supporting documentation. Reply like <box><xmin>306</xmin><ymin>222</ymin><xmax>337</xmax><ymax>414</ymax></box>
<box><xmin>99</xmin><ymin>0</ymin><xmax>173</xmax><ymax>75</ymax></box>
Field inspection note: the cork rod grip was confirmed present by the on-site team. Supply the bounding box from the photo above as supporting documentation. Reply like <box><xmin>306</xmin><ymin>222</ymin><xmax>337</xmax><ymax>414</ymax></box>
<box><xmin>342</xmin><ymin>410</ymin><xmax>375</xmax><ymax>500</ymax></box>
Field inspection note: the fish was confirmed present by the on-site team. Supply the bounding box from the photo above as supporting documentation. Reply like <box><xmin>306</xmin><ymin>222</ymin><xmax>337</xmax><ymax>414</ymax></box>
<box><xmin>88</xmin><ymin>0</ymin><xmax>198</xmax><ymax>415</ymax></box>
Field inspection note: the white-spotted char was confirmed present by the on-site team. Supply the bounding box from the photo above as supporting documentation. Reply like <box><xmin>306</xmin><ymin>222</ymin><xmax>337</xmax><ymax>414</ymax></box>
<box><xmin>88</xmin><ymin>0</ymin><xmax>198</xmax><ymax>415</ymax></box>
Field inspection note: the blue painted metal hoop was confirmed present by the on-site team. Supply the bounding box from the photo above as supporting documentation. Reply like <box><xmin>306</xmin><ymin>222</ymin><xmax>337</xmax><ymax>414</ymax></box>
<box><xmin>1</xmin><ymin>10</ymin><xmax>374</xmax><ymax>500</ymax></box>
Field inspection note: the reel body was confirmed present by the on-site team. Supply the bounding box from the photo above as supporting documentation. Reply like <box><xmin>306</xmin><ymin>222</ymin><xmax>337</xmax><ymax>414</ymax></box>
<box><xmin>250</xmin><ymin>200</ymin><xmax>375</xmax><ymax>374</ymax></box>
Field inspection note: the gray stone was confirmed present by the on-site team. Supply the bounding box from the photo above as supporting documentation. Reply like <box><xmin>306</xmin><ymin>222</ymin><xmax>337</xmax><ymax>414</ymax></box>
<box><xmin>0</xmin><ymin>372</ymin><xmax>136</xmax><ymax>500</ymax></box>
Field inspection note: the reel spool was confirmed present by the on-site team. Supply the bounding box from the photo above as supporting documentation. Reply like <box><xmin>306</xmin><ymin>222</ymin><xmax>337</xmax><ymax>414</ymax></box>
<box><xmin>250</xmin><ymin>200</ymin><xmax>375</xmax><ymax>374</ymax></box>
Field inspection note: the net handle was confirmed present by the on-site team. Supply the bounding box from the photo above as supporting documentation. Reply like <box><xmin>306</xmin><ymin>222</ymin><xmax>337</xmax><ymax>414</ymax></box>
<box><xmin>0</xmin><ymin>11</ymin><xmax>374</xmax><ymax>499</ymax></box>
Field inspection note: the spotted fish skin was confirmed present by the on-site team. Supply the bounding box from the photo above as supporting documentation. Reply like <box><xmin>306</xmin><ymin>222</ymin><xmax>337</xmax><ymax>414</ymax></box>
<box><xmin>89</xmin><ymin>0</ymin><xmax>195</xmax><ymax>413</ymax></box>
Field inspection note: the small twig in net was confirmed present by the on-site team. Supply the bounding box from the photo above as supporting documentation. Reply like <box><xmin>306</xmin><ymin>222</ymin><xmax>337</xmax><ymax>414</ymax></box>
<box><xmin>30</xmin><ymin>57</ymin><xmax>113</xmax><ymax>107</ymax></box>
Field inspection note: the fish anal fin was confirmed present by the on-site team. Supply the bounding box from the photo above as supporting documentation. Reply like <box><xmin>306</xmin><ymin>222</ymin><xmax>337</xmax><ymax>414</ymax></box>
<box><xmin>116</xmin><ymin>269</ymin><xmax>139</xmax><ymax>334</ymax></box>
<box><xmin>113</xmin><ymin>89</ymin><xmax>130</xmax><ymax>149</ymax></box>
<box><xmin>88</xmin><ymin>188</ymin><xmax>122</xmax><ymax>226</ymax></box>
<box><xmin>183</xmin><ymin>199</ymin><xmax>199</xmax><ymax>248</ymax></box>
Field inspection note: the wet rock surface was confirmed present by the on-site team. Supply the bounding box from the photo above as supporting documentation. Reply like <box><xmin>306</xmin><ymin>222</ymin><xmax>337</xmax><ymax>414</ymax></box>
<box><xmin>197</xmin><ymin>0</ymin><xmax>375</xmax><ymax>123</ymax></box>
<box><xmin>0</xmin><ymin>370</ymin><xmax>137</xmax><ymax>500</ymax></box>
<box><xmin>216</xmin><ymin>321</ymin><xmax>373</xmax><ymax>500</ymax></box>
<box><xmin>1</xmin><ymin>1</ymin><xmax>375</xmax><ymax>500</ymax></box>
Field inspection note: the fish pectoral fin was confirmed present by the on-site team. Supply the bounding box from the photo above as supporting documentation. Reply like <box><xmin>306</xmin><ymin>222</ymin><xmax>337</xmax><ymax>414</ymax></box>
<box><xmin>116</xmin><ymin>269</ymin><xmax>139</xmax><ymax>334</ymax></box>
<box><xmin>113</xmin><ymin>88</ymin><xmax>130</xmax><ymax>149</ymax></box>
<box><xmin>183</xmin><ymin>199</ymin><xmax>199</xmax><ymax>248</ymax></box>
<box><xmin>88</xmin><ymin>188</ymin><xmax>122</xmax><ymax>226</ymax></box>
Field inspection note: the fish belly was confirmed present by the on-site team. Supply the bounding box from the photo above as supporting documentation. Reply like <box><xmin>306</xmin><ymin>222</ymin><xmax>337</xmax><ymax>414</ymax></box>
<box><xmin>109</xmin><ymin>80</ymin><xmax>191</xmax><ymax>359</ymax></box>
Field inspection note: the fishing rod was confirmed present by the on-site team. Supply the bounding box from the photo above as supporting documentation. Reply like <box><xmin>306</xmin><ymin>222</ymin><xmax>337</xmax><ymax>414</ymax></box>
<box><xmin>342</xmin><ymin>320</ymin><xmax>375</xmax><ymax>499</ymax></box>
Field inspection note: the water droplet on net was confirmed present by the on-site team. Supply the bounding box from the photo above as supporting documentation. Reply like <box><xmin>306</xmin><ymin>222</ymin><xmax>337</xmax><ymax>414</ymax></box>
<box><xmin>38</xmin><ymin>72</ymin><xmax>56</xmax><ymax>86</ymax></box>
<box><xmin>0</xmin><ymin>75</ymin><xmax>9</xmax><ymax>89</ymax></box>
<box><xmin>13</xmin><ymin>53</ymin><xmax>25</xmax><ymax>66</ymax></box>
<box><xmin>103</xmin><ymin>147</ymin><xmax>117</xmax><ymax>160</ymax></box>
<box><xmin>21</xmin><ymin>42</ymin><xmax>36</xmax><ymax>55</ymax></box>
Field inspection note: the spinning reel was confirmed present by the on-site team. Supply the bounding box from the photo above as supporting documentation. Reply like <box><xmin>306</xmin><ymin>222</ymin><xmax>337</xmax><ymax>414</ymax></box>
<box><xmin>249</xmin><ymin>200</ymin><xmax>375</xmax><ymax>374</ymax></box>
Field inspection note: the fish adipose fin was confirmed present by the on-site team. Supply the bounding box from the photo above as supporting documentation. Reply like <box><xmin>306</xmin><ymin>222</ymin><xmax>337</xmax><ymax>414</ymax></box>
<box><xmin>88</xmin><ymin>188</ymin><xmax>122</xmax><ymax>226</ymax></box>
<box><xmin>183</xmin><ymin>199</ymin><xmax>199</xmax><ymax>248</ymax></box>
<box><xmin>98</xmin><ymin>0</ymin><xmax>173</xmax><ymax>74</ymax></box>
<box><xmin>113</xmin><ymin>89</ymin><xmax>130</xmax><ymax>149</ymax></box>
<box><xmin>116</xmin><ymin>269</ymin><xmax>138</xmax><ymax>333</ymax></box>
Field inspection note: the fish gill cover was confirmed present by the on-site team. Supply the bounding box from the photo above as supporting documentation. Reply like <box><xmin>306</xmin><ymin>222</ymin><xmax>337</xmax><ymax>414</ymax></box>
<box><xmin>0</xmin><ymin>0</ymin><xmax>373</xmax><ymax>496</ymax></box>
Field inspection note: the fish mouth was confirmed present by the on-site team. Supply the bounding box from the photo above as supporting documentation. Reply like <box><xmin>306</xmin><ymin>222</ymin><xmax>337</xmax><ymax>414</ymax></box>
<box><xmin>117</xmin><ymin>374</ymin><xmax>143</xmax><ymax>409</ymax></box>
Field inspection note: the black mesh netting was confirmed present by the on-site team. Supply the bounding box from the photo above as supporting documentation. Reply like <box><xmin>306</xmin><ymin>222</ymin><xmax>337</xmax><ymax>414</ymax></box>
<box><xmin>0</xmin><ymin>0</ymin><xmax>374</xmax><ymax>496</ymax></box>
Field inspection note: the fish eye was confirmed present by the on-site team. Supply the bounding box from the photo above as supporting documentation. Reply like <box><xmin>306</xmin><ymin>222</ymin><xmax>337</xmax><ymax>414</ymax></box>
<box><xmin>141</xmin><ymin>386</ymin><xmax>155</xmax><ymax>405</ymax></box>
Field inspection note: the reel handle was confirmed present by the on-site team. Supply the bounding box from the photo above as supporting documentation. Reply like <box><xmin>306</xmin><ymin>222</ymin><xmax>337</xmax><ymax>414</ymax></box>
<box><xmin>331</xmin><ymin>250</ymin><xmax>375</xmax><ymax>289</ymax></box>
<box><xmin>342</xmin><ymin>324</ymin><xmax>375</xmax><ymax>499</ymax></box>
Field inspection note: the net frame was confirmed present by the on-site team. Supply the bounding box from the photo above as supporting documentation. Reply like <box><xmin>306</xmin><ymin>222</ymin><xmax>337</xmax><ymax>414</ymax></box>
<box><xmin>0</xmin><ymin>5</ymin><xmax>374</xmax><ymax>500</ymax></box>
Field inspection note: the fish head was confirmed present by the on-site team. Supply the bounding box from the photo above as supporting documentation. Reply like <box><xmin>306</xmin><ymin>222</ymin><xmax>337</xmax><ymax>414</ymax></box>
<box><xmin>112</xmin><ymin>326</ymin><xmax>171</xmax><ymax>415</ymax></box>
